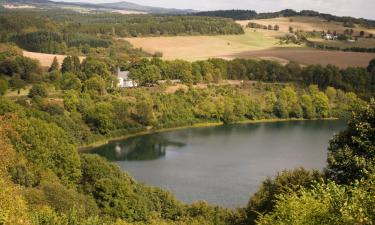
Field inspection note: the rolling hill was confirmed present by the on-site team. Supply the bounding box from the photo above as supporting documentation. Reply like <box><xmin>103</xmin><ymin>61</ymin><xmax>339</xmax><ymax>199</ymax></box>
<box><xmin>0</xmin><ymin>0</ymin><xmax>196</xmax><ymax>14</ymax></box>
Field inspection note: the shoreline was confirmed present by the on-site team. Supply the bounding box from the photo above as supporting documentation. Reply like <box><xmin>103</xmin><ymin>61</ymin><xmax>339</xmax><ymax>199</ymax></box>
<box><xmin>79</xmin><ymin>117</ymin><xmax>339</xmax><ymax>151</ymax></box>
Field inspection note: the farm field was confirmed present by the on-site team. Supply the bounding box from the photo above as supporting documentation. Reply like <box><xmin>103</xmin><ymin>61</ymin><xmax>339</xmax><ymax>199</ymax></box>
<box><xmin>308</xmin><ymin>37</ymin><xmax>375</xmax><ymax>48</ymax></box>
<box><xmin>125</xmin><ymin>29</ymin><xmax>300</xmax><ymax>61</ymax></box>
<box><xmin>22</xmin><ymin>51</ymin><xmax>85</xmax><ymax>67</ymax></box>
<box><xmin>229</xmin><ymin>48</ymin><xmax>375</xmax><ymax>68</ymax></box>
<box><xmin>242</xmin><ymin>16</ymin><xmax>375</xmax><ymax>35</ymax></box>
<box><xmin>126</xmin><ymin>25</ymin><xmax>375</xmax><ymax>67</ymax></box>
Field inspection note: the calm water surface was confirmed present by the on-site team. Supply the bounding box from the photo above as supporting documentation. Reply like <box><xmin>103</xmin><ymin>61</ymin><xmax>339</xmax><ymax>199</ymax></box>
<box><xmin>88</xmin><ymin>120</ymin><xmax>346</xmax><ymax>208</ymax></box>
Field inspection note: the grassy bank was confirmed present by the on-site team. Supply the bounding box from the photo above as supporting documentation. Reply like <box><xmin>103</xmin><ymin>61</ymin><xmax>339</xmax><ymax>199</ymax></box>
<box><xmin>79</xmin><ymin>117</ymin><xmax>339</xmax><ymax>151</ymax></box>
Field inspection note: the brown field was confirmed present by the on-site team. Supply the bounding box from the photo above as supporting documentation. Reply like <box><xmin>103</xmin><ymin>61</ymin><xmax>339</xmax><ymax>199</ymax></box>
<box><xmin>125</xmin><ymin>29</ymin><xmax>299</xmax><ymax>61</ymax></box>
<box><xmin>229</xmin><ymin>48</ymin><xmax>375</xmax><ymax>68</ymax></box>
<box><xmin>22</xmin><ymin>51</ymin><xmax>85</xmax><ymax>67</ymax></box>
<box><xmin>241</xmin><ymin>16</ymin><xmax>375</xmax><ymax>35</ymax></box>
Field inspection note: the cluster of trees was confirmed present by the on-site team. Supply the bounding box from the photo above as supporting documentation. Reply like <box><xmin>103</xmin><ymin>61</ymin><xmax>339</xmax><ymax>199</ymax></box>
<box><xmin>193</xmin><ymin>9</ymin><xmax>375</xmax><ymax>28</ymax></box>
<box><xmin>0</xmin><ymin>10</ymin><xmax>243</xmax><ymax>55</ymax></box>
<box><xmin>247</xmin><ymin>22</ymin><xmax>279</xmax><ymax>31</ymax></box>
<box><xmin>128</xmin><ymin>57</ymin><xmax>375</xmax><ymax>99</ymax></box>
<box><xmin>11</xmin><ymin>31</ymin><xmax>112</xmax><ymax>54</ymax></box>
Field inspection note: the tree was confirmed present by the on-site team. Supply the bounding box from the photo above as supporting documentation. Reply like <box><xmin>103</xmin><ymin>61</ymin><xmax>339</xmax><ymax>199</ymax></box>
<box><xmin>7</xmin><ymin>116</ymin><xmax>82</xmax><ymax>185</ymax></box>
<box><xmin>300</xmin><ymin>94</ymin><xmax>316</xmax><ymax>119</ymax></box>
<box><xmin>63</xmin><ymin>90</ymin><xmax>80</xmax><ymax>112</ymax></box>
<box><xmin>61</xmin><ymin>56</ymin><xmax>80</xmax><ymax>74</ymax></box>
<box><xmin>257</xmin><ymin>177</ymin><xmax>375</xmax><ymax>225</ymax></box>
<box><xmin>28</xmin><ymin>83</ymin><xmax>48</xmax><ymax>98</ymax></box>
<box><xmin>84</xmin><ymin>75</ymin><xmax>107</xmax><ymax>95</ymax></box>
<box><xmin>84</xmin><ymin>102</ymin><xmax>115</xmax><ymax>134</ymax></box>
<box><xmin>60</xmin><ymin>73</ymin><xmax>82</xmax><ymax>91</ymax></box>
<box><xmin>326</xmin><ymin>100</ymin><xmax>375</xmax><ymax>184</ymax></box>
<box><xmin>0</xmin><ymin>78</ymin><xmax>8</xmax><ymax>96</ymax></box>
<box><xmin>367</xmin><ymin>58</ymin><xmax>375</xmax><ymax>73</ymax></box>
<box><xmin>130</xmin><ymin>64</ymin><xmax>161</xmax><ymax>86</ymax></box>
<box><xmin>135</xmin><ymin>98</ymin><xmax>155</xmax><ymax>126</ymax></box>
<box><xmin>49</xmin><ymin>56</ymin><xmax>59</xmax><ymax>72</ymax></box>
<box><xmin>245</xmin><ymin>168</ymin><xmax>322</xmax><ymax>225</ymax></box>
<box><xmin>311</xmin><ymin>91</ymin><xmax>330</xmax><ymax>118</ymax></box>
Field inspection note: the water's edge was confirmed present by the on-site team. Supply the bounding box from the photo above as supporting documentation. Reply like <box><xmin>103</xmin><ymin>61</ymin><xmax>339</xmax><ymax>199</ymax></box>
<box><xmin>79</xmin><ymin>117</ymin><xmax>338</xmax><ymax>151</ymax></box>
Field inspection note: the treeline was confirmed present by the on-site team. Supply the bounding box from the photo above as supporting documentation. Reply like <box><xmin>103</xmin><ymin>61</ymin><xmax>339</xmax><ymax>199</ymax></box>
<box><xmin>192</xmin><ymin>9</ymin><xmax>375</xmax><ymax>28</ymax></box>
<box><xmin>10</xmin><ymin>31</ymin><xmax>112</xmax><ymax>54</ymax></box>
<box><xmin>0</xmin><ymin>10</ymin><xmax>244</xmax><ymax>38</ymax></box>
<box><xmin>52</xmin><ymin>13</ymin><xmax>244</xmax><ymax>37</ymax></box>
<box><xmin>128</xmin><ymin>57</ymin><xmax>375</xmax><ymax>99</ymax></box>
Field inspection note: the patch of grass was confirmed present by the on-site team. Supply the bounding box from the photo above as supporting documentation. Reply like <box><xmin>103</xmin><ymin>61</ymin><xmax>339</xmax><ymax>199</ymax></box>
<box><xmin>125</xmin><ymin>29</ymin><xmax>300</xmax><ymax>61</ymax></box>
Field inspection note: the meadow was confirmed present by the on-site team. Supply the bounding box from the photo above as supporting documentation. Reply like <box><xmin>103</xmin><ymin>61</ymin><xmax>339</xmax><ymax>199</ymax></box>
<box><xmin>126</xmin><ymin>28</ymin><xmax>300</xmax><ymax>61</ymax></box>
<box><xmin>126</xmin><ymin>20</ymin><xmax>375</xmax><ymax>68</ymax></box>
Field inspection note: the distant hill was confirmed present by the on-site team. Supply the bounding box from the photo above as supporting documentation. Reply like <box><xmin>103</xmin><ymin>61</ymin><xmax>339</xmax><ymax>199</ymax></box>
<box><xmin>98</xmin><ymin>1</ymin><xmax>196</xmax><ymax>14</ymax></box>
<box><xmin>0</xmin><ymin>0</ymin><xmax>196</xmax><ymax>14</ymax></box>
<box><xmin>192</xmin><ymin>9</ymin><xmax>375</xmax><ymax>28</ymax></box>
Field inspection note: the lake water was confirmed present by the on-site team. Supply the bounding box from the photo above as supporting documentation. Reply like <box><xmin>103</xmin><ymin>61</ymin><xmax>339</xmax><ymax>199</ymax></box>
<box><xmin>88</xmin><ymin>120</ymin><xmax>346</xmax><ymax>208</ymax></box>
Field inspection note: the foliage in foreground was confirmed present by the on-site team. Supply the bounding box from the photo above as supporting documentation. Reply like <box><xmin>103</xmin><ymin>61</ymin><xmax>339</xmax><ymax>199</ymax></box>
<box><xmin>257</xmin><ymin>176</ymin><xmax>375</xmax><ymax>225</ymax></box>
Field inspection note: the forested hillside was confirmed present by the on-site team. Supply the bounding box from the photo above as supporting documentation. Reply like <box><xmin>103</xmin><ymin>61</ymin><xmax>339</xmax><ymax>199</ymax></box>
<box><xmin>0</xmin><ymin>29</ymin><xmax>374</xmax><ymax>224</ymax></box>
<box><xmin>0</xmin><ymin>9</ymin><xmax>243</xmax><ymax>55</ymax></box>
<box><xmin>193</xmin><ymin>9</ymin><xmax>375</xmax><ymax>28</ymax></box>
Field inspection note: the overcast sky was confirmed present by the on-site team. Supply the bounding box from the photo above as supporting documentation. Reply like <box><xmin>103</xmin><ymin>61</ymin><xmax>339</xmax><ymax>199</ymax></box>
<box><xmin>56</xmin><ymin>0</ymin><xmax>375</xmax><ymax>20</ymax></box>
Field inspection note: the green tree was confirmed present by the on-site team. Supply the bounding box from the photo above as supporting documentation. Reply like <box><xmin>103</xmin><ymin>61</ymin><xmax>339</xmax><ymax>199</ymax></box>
<box><xmin>61</xmin><ymin>56</ymin><xmax>80</xmax><ymax>74</ymax></box>
<box><xmin>28</xmin><ymin>83</ymin><xmax>48</xmax><ymax>98</ymax></box>
<box><xmin>84</xmin><ymin>102</ymin><xmax>115</xmax><ymax>134</ymax></box>
<box><xmin>245</xmin><ymin>168</ymin><xmax>323</xmax><ymax>225</ymax></box>
<box><xmin>257</xmin><ymin>177</ymin><xmax>375</xmax><ymax>225</ymax></box>
<box><xmin>135</xmin><ymin>98</ymin><xmax>155</xmax><ymax>126</ymax></box>
<box><xmin>84</xmin><ymin>75</ymin><xmax>107</xmax><ymax>95</ymax></box>
<box><xmin>130</xmin><ymin>64</ymin><xmax>161</xmax><ymax>86</ymax></box>
<box><xmin>49</xmin><ymin>56</ymin><xmax>59</xmax><ymax>72</ymax></box>
<box><xmin>367</xmin><ymin>58</ymin><xmax>375</xmax><ymax>73</ymax></box>
<box><xmin>63</xmin><ymin>90</ymin><xmax>80</xmax><ymax>112</ymax></box>
<box><xmin>0</xmin><ymin>78</ymin><xmax>8</xmax><ymax>96</ymax></box>
<box><xmin>60</xmin><ymin>73</ymin><xmax>82</xmax><ymax>91</ymax></box>
<box><xmin>326</xmin><ymin>100</ymin><xmax>375</xmax><ymax>184</ymax></box>
<box><xmin>300</xmin><ymin>94</ymin><xmax>316</xmax><ymax>119</ymax></box>
<box><xmin>312</xmin><ymin>92</ymin><xmax>330</xmax><ymax>118</ymax></box>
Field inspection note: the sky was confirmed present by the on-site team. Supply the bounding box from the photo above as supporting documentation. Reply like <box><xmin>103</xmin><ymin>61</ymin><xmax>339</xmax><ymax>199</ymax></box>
<box><xmin>56</xmin><ymin>0</ymin><xmax>375</xmax><ymax>20</ymax></box>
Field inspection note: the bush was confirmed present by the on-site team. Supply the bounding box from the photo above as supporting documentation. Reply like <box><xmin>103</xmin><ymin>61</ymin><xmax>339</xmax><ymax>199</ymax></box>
<box><xmin>0</xmin><ymin>78</ymin><xmax>8</xmax><ymax>96</ymax></box>
<box><xmin>28</xmin><ymin>83</ymin><xmax>48</xmax><ymax>98</ymax></box>
<box><xmin>244</xmin><ymin>168</ymin><xmax>323</xmax><ymax>224</ymax></box>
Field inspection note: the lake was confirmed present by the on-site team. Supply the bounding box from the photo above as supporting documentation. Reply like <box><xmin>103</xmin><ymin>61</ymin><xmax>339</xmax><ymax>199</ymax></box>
<box><xmin>88</xmin><ymin>120</ymin><xmax>346</xmax><ymax>208</ymax></box>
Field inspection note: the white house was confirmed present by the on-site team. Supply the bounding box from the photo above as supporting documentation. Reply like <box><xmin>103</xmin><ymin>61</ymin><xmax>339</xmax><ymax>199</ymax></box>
<box><xmin>117</xmin><ymin>68</ymin><xmax>138</xmax><ymax>88</ymax></box>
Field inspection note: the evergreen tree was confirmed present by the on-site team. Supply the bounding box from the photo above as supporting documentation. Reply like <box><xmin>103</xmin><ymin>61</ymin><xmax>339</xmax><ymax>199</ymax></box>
<box><xmin>49</xmin><ymin>56</ymin><xmax>59</xmax><ymax>72</ymax></box>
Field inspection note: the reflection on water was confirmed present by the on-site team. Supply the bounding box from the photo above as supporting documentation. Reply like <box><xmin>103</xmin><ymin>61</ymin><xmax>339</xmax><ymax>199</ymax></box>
<box><xmin>88</xmin><ymin>120</ymin><xmax>347</xmax><ymax>208</ymax></box>
<box><xmin>90</xmin><ymin>134</ymin><xmax>186</xmax><ymax>161</ymax></box>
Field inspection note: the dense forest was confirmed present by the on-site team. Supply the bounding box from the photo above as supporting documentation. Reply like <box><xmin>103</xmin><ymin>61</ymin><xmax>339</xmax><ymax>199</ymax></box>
<box><xmin>193</xmin><ymin>9</ymin><xmax>375</xmax><ymax>28</ymax></box>
<box><xmin>0</xmin><ymin>9</ymin><xmax>243</xmax><ymax>54</ymax></box>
